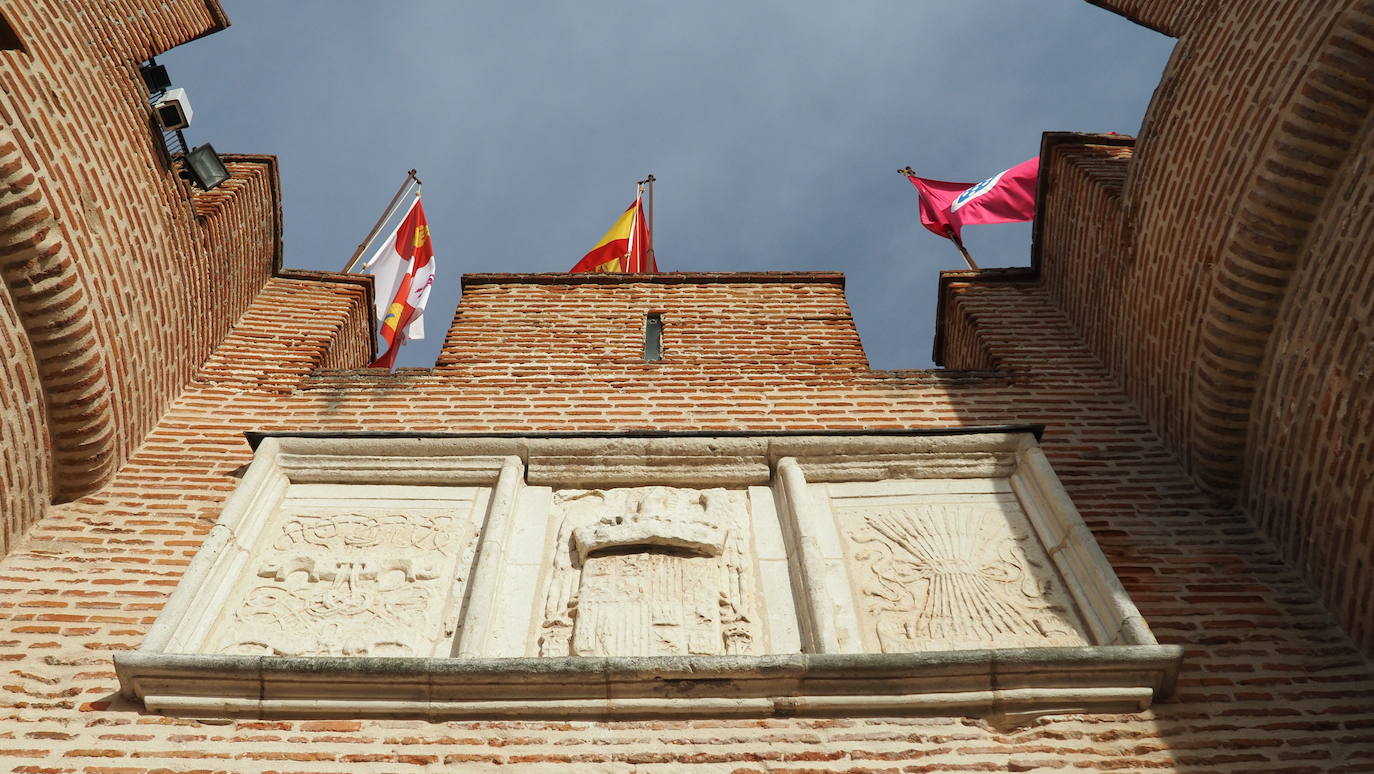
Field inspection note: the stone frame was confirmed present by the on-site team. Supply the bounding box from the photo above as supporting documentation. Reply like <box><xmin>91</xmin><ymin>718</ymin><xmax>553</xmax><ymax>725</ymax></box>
<box><xmin>115</xmin><ymin>429</ymin><xmax>1182</xmax><ymax>720</ymax></box>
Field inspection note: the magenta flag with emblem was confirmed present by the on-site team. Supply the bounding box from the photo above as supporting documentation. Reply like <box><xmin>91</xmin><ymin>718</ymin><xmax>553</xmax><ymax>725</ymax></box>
<box><xmin>906</xmin><ymin>156</ymin><xmax>1039</xmax><ymax>239</ymax></box>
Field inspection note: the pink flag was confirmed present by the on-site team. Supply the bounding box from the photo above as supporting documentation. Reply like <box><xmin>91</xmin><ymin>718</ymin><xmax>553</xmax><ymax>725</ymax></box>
<box><xmin>906</xmin><ymin>156</ymin><xmax>1039</xmax><ymax>239</ymax></box>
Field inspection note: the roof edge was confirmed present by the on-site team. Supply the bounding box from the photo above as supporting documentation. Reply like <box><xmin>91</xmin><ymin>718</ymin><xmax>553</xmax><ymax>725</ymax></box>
<box><xmin>931</xmin><ymin>267</ymin><xmax>1039</xmax><ymax>366</ymax></box>
<box><xmin>206</xmin><ymin>154</ymin><xmax>377</xmax><ymax>362</ymax></box>
<box><xmin>1029</xmin><ymin>132</ymin><xmax>1136</xmax><ymax>275</ymax></box>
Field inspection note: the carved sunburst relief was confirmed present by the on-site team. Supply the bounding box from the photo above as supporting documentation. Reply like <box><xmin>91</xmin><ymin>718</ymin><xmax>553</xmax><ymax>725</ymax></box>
<box><xmin>844</xmin><ymin>504</ymin><xmax>1087</xmax><ymax>652</ymax></box>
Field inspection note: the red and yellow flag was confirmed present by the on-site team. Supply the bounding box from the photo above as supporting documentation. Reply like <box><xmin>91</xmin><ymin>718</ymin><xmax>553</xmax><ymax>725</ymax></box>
<box><xmin>570</xmin><ymin>196</ymin><xmax>655</xmax><ymax>273</ymax></box>
<box><xmin>364</xmin><ymin>196</ymin><xmax>436</xmax><ymax>369</ymax></box>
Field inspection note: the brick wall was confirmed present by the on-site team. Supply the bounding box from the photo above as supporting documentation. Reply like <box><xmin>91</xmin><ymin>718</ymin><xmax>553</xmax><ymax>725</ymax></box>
<box><xmin>0</xmin><ymin>284</ymin><xmax>49</xmax><ymax>557</ymax></box>
<box><xmin>1085</xmin><ymin>0</ymin><xmax>1212</xmax><ymax>36</ymax></box>
<box><xmin>1015</xmin><ymin>1</ymin><xmax>1374</xmax><ymax>657</ymax></box>
<box><xmin>1035</xmin><ymin>139</ymin><xmax>1135</xmax><ymax>384</ymax></box>
<box><xmin>1079</xmin><ymin>1</ymin><xmax>1351</xmax><ymax>486</ymax></box>
<box><xmin>1243</xmin><ymin>115</ymin><xmax>1374</xmax><ymax>654</ymax></box>
<box><xmin>933</xmin><ymin>270</ymin><xmax>1029</xmax><ymax>372</ymax></box>
<box><xmin>2</xmin><ymin>0</ymin><xmax>1373</xmax><ymax>768</ymax></box>
<box><xmin>2</xmin><ymin>276</ymin><xmax>1372</xmax><ymax>771</ymax></box>
<box><xmin>439</xmin><ymin>273</ymin><xmax>871</xmax><ymax>376</ymax></box>
<box><xmin>0</xmin><ymin>0</ymin><xmax>274</xmax><ymax>505</ymax></box>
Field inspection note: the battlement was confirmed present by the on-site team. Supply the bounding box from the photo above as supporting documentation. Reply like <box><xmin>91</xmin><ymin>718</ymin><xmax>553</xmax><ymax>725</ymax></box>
<box><xmin>437</xmin><ymin>272</ymin><xmax>870</xmax><ymax>375</ymax></box>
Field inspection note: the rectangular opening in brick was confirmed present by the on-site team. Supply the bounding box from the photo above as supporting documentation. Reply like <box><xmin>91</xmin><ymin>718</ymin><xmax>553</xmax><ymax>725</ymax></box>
<box><xmin>644</xmin><ymin>312</ymin><xmax>663</xmax><ymax>361</ymax></box>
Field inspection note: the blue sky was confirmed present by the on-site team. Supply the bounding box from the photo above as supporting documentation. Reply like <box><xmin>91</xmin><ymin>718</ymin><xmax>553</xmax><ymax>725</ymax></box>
<box><xmin>160</xmin><ymin>1</ymin><xmax>1173</xmax><ymax>369</ymax></box>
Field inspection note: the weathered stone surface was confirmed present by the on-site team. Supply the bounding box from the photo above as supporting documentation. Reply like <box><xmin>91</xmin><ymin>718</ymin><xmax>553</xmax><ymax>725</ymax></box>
<box><xmin>125</xmin><ymin>431</ymin><xmax>1175</xmax><ymax>718</ymax></box>
<box><xmin>116</xmin><ymin>646</ymin><xmax>1183</xmax><ymax>719</ymax></box>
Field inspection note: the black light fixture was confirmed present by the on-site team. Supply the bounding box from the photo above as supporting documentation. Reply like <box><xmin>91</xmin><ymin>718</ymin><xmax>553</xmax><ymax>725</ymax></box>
<box><xmin>140</xmin><ymin>62</ymin><xmax>171</xmax><ymax>94</ymax></box>
<box><xmin>182</xmin><ymin>143</ymin><xmax>230</xmax><ymax>190</ymax></box>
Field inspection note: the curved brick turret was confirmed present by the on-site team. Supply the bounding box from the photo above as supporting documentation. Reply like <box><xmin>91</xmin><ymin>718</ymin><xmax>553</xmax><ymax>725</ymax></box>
<box><xmin>966</xmin><ymin>0</ymin><xmax>1374</xmax><ymax>657</ymax></box>
<box><xmin>0</xmin><ymin>126</ymin><xmax>118</xmax><ymax>502</ymax></box>
<box><xmin>1192</xmin><ymin>3</ymin><xmax>1374</xmax><ymax>493</ymax></box>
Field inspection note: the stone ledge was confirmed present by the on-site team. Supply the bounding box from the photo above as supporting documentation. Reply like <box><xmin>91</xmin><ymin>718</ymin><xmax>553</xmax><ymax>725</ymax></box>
<box><xmin>116</xmin><ymin>646</ymin><xmax>1183</xmax><ymax>720</ymax></box>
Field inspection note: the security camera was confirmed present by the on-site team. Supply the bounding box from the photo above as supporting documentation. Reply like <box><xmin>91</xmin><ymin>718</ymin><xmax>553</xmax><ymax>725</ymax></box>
<box><xmin>152</xmin><ymin>87</ymin><xmax>194</xmax><ymax>130</ymax></box>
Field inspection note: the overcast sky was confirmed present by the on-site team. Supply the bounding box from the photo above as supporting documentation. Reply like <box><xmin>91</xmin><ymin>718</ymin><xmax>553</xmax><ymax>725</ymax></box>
<box><xmin>160</xmin><ymin>1</ymin><xmax>1172</xmax><ymax>369</ymax></box>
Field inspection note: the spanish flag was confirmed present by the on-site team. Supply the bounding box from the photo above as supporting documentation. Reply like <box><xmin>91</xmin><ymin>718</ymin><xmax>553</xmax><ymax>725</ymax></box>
<box><xmin>364</xmin><ymin>195</ymin><xmax>435</xmax><ymax>369</ymax></box>
<box><xmin>570</xmin><ymin>195</ymin><xmax>655</xmax><ymax>273</ymax></box>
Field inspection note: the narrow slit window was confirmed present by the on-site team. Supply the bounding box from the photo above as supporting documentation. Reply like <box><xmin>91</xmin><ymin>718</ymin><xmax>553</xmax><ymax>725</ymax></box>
<box><xmin>644</xmin><ymin>313</ymin><xmax>663</xmax><ymax>362</ymax></box>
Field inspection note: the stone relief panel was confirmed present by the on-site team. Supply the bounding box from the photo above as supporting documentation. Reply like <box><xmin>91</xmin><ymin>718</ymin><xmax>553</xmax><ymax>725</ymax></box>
<box><xmin>837</xmin><ymin>499</ymin><xmax>1089</xmax><ymax>653</ymax></box>
<box><xmin>201</xmin><ymin>488</ymin><xmax>484</xmax><ymax>658</ymax></box>
<box><xmin>538</xmin><ymin>486</ymin><xmax>760</xmax><ymax>657</ymax></box>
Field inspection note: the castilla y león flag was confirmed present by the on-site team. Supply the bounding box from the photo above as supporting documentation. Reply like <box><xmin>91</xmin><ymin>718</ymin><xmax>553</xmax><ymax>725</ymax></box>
<box><xmin>364</xmin><ymin>196</ymin><xmax>435</xmax><ymax>369</ymax></box>
<box><xmin>906</xmin><ymin>156</ymin><xmax>1039</xmax><ymax>239</ymax></box>
<box><xmin>570</xmin><ymin>196</ymin><xmax>655</xmax><ymax>273</ymax></box>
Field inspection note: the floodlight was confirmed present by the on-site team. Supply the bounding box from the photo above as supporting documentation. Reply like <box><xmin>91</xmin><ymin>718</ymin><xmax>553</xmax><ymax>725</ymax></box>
<box><xmin>183</xmin><ymin>144</ymin><xmax>230</xmax><ymax>190</ymax></box>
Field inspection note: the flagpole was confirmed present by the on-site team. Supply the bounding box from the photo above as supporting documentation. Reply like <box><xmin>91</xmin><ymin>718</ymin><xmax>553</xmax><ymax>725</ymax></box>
<box><xmin>647</xmin><ymin>173</ymin><xmax>656</xmax><ymax>271</ymax></box>
<box><xmin>341</xmin><ymin>169</ymin><xmax>420</xmax><ymax>273</ymax></box>
<box><xmin>628</xmin><ymin>180</ymin><xmax>644</xmax><ymax>271</ymax></box>
<box><xmin>636</xmin><ymin>173</ymin><xmax>656</xmax><ymax>272</ymax></box>
<box><xmin>949</xmin><ymin>230</ymin><xmax>980</xmax><ymax>271</ymax></box>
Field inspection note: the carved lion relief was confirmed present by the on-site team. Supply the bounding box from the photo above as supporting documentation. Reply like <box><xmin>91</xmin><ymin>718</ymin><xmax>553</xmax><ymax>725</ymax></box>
<box><xmin>206</xmin><ymin>511</ymin><xmax>473</xmax><ymax>657</ymax></box>
<box><xmin>539</xmin><ymin>486</ymin><xmax>758</xmax><ymax>657</ymax></box>
<box><xmin>841</xmin><ymin>504</ymin><xmax>1088</xmax><ymax>652</ymax></box>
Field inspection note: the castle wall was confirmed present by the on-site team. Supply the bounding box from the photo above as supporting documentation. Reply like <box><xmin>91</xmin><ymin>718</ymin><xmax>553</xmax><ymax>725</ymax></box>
<box><xmin>1244</xmin><ymin>116</ymin><xmax>1374</xmax><ymax>654</ymax></box>
<box><xmin>1</xmin><ymin>0</ymin><xmax>1372</xmax><ymax>768</ymax></box>
<box><xmin>1078</xmin><ymin>1</ymin><xmax>1350</xmax><ymax>488</ymax></box>
<box><xmin>0</xmin><ymin>0</ymin><xmax>277</xmax><ymax>505</ymax></box>
<box><xmin>1020</xmin><ymin>1</ymin><xmax>1374</xmax><ymax>657</ymax></box>
<box><xmin>438</xmin><ymin>273</ymin><xmax>872</xmax><ymax>377</ymax></box>
<box><xmin>0</xmin><ymin>276</ymin><xmax>1370</xmax><ymax>771</ymax></box>
<box><xmin>1033</xmin><ymin>139</ymin><xmax>1134</xmax><ymax>382</ymax></box>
